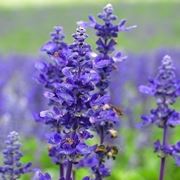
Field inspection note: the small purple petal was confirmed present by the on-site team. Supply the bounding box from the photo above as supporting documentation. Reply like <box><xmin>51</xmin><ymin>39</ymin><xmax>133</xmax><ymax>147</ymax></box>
<box><xmin>139</xmin><ymin>85</ymin><xmax>154</xmax><ymax>95</ymax></box>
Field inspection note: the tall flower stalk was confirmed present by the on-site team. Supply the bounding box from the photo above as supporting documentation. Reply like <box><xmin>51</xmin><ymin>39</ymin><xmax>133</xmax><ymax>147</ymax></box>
<box><xmin>36</xmin><ymin>26</ymin><xmax>101</xmax><ymax>179</ymax></box>
<box><xmin>78</xmin><ymin>4</ymin><xmax>135</xmax><ymax>179</ymax></box>
<box><xmin>138</xmin><ymin>55</ymin><xmax>180</xmax><ymax>180</ymax></box>
<box><xmin>0</xmin><ymin>131</ymin><xmax>32</xmax><ymax>180</ymax></box>
<box><xmin>36</xmin><ymin>4</ymin><xmax>136</xmax><ymax>179</ymax></box>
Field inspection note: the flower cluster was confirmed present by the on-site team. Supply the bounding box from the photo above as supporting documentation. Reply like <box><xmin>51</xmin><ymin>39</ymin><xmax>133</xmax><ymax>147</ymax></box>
<box><xmin>36</xmin><ymin>25</ymin><xmax>102</xmax><ymax>179</ymax></box>
<box><xmin>0</xmin><ymin>131</ymin><xmax>32</xmax><ymax>180</ymax></box>
<box><xmin>138</xmin><ymin>55</ymin><xmax>180</xmax><ymax>179</ymax></box>
<box><xmin>139</xmin><ymin>55</ymin><xmax>180</xmax><ymax>129</ymax></box>
<box><xmin>78</xmin><ymin>4</ymin><xmax>135</xmax><ymax>179</ymax></box>
<box><xmin>154</xmin><ymin>140</ymin><xmax>180</xmax><ymax>166</ymax></box>
<box><xmin>79</xmin><ymin>4</ymin><xmax>136</xmax><ymax>94</ymax></box>
<box><xmin>35</xmin><ymin>3</ymin><xmax>136</xmax><ymax>180</ymax></box>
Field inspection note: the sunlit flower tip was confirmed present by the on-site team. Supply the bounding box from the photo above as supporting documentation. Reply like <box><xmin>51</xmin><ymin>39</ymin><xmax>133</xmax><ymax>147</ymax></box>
<box><xmin>77</xmin><ymin>20</ymin><xmax>87</xmax><ymax>27</ymax></box>
<box><xmin>104</xmin><ymin>3</ymin><xmax>113</xmax><ymax>13</ymax></box>
<box><xmin>72</xmin><ymin>26</ymin><xmax>88</xmax><ymax>42</ymax></box>
<box><xmin>89</xmin><ymin>52</ymin><xmax>97</xmax><ymax>58</ymax></box>
<box><xmin>76</xmin><ymin>26</ymin><xmax>86</xmax><ymax>33</ymax></box>
<box><xmin>54</xmin><ymin>25</ymin><xmax>63</xmax><ymax>32</ymax></box>
<box><xmin>40</xmin><ymin>25</ymin><xmax>66</xmax><ymax>55</ymax></box>
<box><xmin>50</xmin><ymin>26</ymin><xmax>65</xmax><ymax>40</ymax></box>
<box><xmin>162</xmin><ymin>55</ymin><xmax>172</xmax><ymax>65</ymax></box>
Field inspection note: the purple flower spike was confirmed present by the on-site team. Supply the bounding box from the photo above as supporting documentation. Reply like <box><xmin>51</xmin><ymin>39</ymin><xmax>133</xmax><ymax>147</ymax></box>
<box><xmin>76</xmin><ymin>4</ymin><xmax>136</xmax><ymax>179</ymax></box>
<box><xmin>36</xmin><ymin>4</ymin><xmax>135</xmax><ymax>179</ymax></box>
<box><xmin>139</xmin><ymin>55</ymin><xmax>179</xmax><ymax>128</ymax></box>
<box><xmin>0</xmin><ymin>131</ymin><xmax>32</xmax><ymax>179</ymax></box>
<box><xmin>41</xmin><ymin>26</ymin><xmax>67</xmax><ymax>55</ymax></box>
<box><xmin>138</xmin><ymin>55</ymin><xmax>180</xmax><ymax>180</ymax></box>
<box><xmin>36</xmin><ymin>26</ymin><xmax>102</xmax><ymax>179</ymax></box>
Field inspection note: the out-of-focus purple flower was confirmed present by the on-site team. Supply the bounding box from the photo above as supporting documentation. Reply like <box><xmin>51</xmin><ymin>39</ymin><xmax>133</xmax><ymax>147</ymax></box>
<box><xmin>138</xmin><ymin>55</ymin><xmax>179</xmax><ymax>128</ymax></box>
<box><xmin>83</xmin><ymin>176</ymin><xmax>91</xmax><ymax>180</ymax></box>
<box><xmin>153</xmin><ymin>140</ymin><xmax>180</xmax><ymax>166</ymax></box>
<box><xmin>0</xmin><ymin>54</ymin><xmax>47</xmax><ymax>146</ymax></box>
<box><xmin>0</xmin><ymin>131</ymin><xmax>32</xmax><ymax>179</ymax></box>
<box><xmin>172</xmin><ymin>141</ymin><xmax>180</xmax><ymax>166</ymax></box>
<box><xmin>33</xmin><ymin>170</ymin><xmax>52</xmax><ymax>180</ymax></box>
<box><xmin>138</xmin><ymin>55</ymin><xmax>180</xmax><ymax>179</ymax></box>
<box><xmin>41</xmin><ymin>26</ymin><xmax>67</xmax><ymax>55</ymax></box>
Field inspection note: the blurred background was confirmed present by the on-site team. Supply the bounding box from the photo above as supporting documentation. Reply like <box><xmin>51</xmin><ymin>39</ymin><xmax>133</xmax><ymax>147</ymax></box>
<box><xmin>0</xmin><ymin>0</ymin><xmax>180</xmax><ymax>179</ymax></box>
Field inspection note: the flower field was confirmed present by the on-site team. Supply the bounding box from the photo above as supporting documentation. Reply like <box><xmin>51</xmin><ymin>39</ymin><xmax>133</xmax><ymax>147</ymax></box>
<box><xmin>0</xmin><ymin>1</ymin><xmax>180</xmax><ymax>180</ymax></box>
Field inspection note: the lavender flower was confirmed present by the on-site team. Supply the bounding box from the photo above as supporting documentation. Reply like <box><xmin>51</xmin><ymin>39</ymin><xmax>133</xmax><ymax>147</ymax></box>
<box><xmin>78</xmin><ymin>4</ymin><xmax>136</xmax><ymax>179</ymax></box>
<box><xmin>138</xmin><ymin>55</ymin><xmax>180</xmax><ymax>180</ymax></box>
<box><xmin>36</xmin><ymin>26</ymin><xmax>101</xmax><ymax>179</ymax></box>
<box><xmin>41</xmin><ymin>26</ymin><xmax>67</xmax><ymax>56</ymax></box>
<box><xmin>0</xmin><ymin>131</ymin><xmax>32</xmax><ymax>180</ymax></box>
<box><xmin>79</xmin><ymin>3</ymin><xmax>135</xmax><ymax>143</ymax></box>
<box><xmin>78</xmin><ymin>4</ymin><xmax>136</xmax><ymax>94</ymax></box>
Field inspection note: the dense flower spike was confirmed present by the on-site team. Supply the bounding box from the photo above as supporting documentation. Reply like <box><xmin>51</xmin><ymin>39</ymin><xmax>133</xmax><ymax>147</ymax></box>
<box><xmin>139</xmin><ymin>55</ymin><xmax>180</xmax><ymax>128</ymax></box>
<box><xmin>138</xmin><ymin>55</ymin><xmax>180</xmax><ymax>180</ymax></box>
<box><xmin>79</xmin><ymin>4</ymin><xmax>136</xmax><ymax>94</ymax></box>
<box><xmin>37</xmin><ymin>26</ymin><xmax>99</xmax><ymax>132</ymax></box>
<box><xmin>0</xmin><ymin>131</ymin><xmax>32</xmax><ymax>180</ymax></box>
<box><xmin>77</xmin><ymin>4</ymin><xmax>136</xmax><ymax>179</ymax></box>
<box><xmin>41</xmin><ymin>26</ymin><xmax>66</xmax><ymax>55</ymax></box>
<box><xmin>36</xmin><ymin>26</ymin><xmax>101</xmax><ymax>179</ymax></box>
<box><xmin>35</xmin><ymin>4</ymin><xmax>136</xmax><ymax>179</ymax></box>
